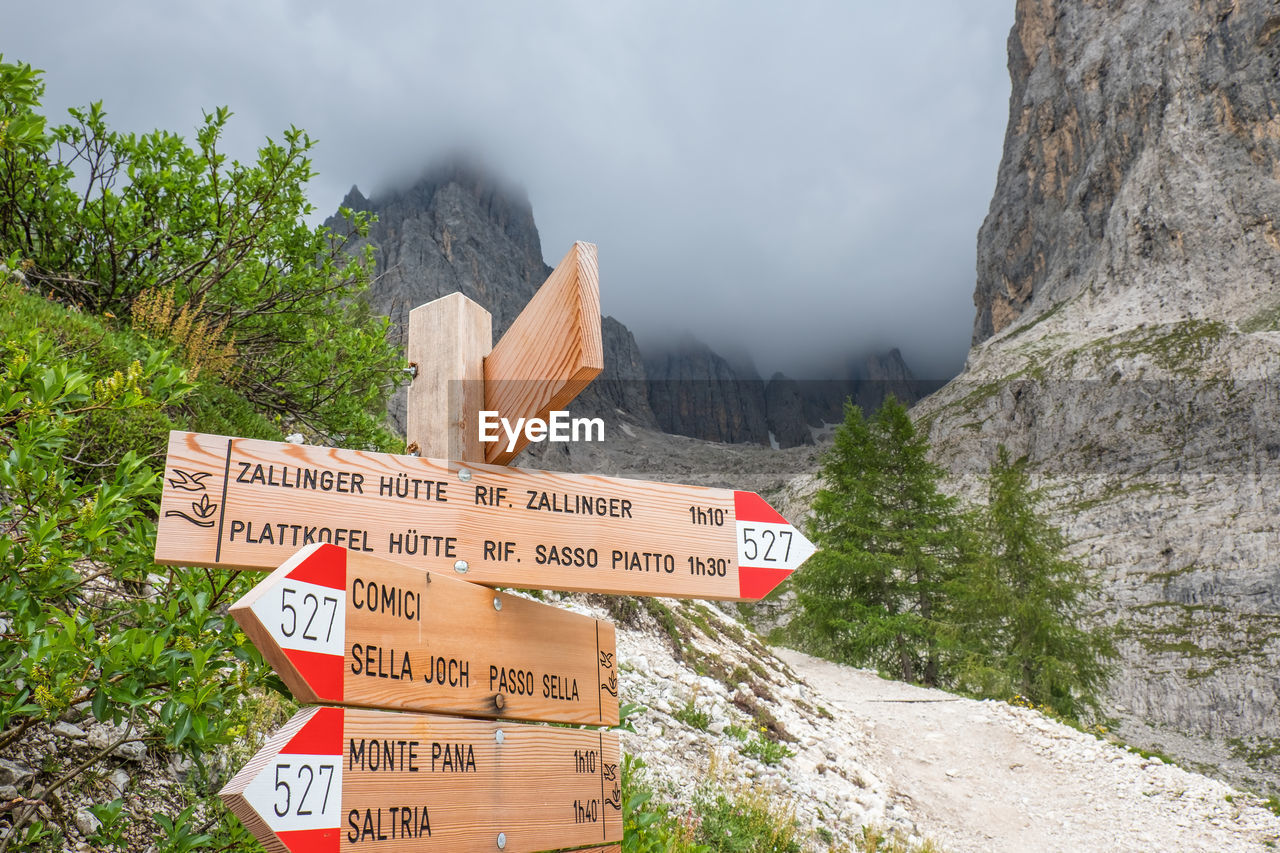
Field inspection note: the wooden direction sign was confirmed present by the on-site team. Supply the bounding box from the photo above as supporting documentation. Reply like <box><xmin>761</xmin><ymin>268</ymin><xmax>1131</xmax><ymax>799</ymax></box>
<box><xmin>232</xmin><ymin>543</ymin><xmax>618</xmax><ymax>726</ymax></box>
<box><xmin>221</xmin><ymin>706</ymin><xmax>622</xmax><ymax>853</ymax></box>
<box><xmin>156</xmin><ymin>430</ymin><xmax>815</xmax><ymax>600</ymax></box>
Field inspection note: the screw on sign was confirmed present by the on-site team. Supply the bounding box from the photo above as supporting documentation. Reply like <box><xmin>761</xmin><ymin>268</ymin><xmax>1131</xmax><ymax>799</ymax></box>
<box><xmin>220</xmin><ymin>706</ymin><xmax>623</xmax><ymax>853</ymax></box>
<box><xmin>155</xmin><ymin>431</ymin><xmax>816</xmax><ymax>600</ymax></box>
<box><xmin>231</xmin><ymin>543</ymin><xmax>619</xmax><ymax>726</ymax></box>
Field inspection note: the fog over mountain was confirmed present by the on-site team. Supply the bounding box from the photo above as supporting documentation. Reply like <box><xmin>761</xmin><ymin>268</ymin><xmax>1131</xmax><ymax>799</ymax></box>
<box><xmin>8</xmin><ymin>0</ymin><xmax>1012</xmax><ymax>380</ymax></box>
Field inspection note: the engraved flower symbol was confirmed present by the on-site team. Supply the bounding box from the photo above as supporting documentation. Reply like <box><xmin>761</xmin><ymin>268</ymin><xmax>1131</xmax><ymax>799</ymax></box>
<box><xmin>191</xmin><ymin>494</ymin><xmax>216</xmax><ymax>519</ymax></box>
<box><xmin>165</xmin><ymin>492</ymin><xmax>218</xmax><ymax>528</ymax></box>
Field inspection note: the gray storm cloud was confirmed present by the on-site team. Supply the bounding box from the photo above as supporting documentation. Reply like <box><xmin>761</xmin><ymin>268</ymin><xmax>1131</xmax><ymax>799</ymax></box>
<box><xmin>8</xmin><ymin>0</ymin><xmax>1012</xmax><ymax>380</ymax></box>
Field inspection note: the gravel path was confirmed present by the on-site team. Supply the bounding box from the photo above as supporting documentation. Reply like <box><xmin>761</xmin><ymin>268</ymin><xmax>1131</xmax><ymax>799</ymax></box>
<box><xmin>777</xmin><ymin>648</ymin><xmax>1280</xmax><ymax>852</ymax></box>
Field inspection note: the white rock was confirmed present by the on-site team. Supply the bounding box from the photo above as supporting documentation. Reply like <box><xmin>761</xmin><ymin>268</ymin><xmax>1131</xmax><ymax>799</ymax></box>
<box><xmin>107</xmin><ymin>768</ymin><xmax>131</xmax><ymax>797</ymax></box>
<box><xmin>74</xmin><ymin>808</ymin><xmax>101</xmax><ymax>838</ymax></box>
<box><xmin>53</xmin><ymin>722</ymin><xmax>86</xmax><ymax>740</ymax></box>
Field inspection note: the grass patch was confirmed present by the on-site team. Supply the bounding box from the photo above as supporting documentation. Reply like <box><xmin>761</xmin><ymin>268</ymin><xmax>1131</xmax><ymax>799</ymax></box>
<box><xmin>622</xmin><ymin>754</ymin><xmax>807</xmax><ymax>853</ymax></box>
<box><xmin>674</xmin><ymin>698</ymin><xmax>711</xmax><ymax>732</ymax></box>
<box><xmin>1242</xmin><ymin>301</ymin><xmax>1280</xmax><ymax>333</ymax></box>
<box><xmin>1085</xmin><ymin>320</ymin><xmax>1229</xmax><ymax>374</ymax></box>
<box><xmin>1228</xmin><ymin>736</ymin><xmax>1280</xmax><ymax>763</ymax></box>
<box><xmin>855</xmin><ymin>823</ymin><xmax>943</xmax><ymax>853</ymax></box>
<box><xmin>740</xmin><ymin>726</ymin><xmax>795</xmax><ymax>767</ymax></box>
<box><xmin>1</xmin><ymin>282</ymin><xmax>282</xmax><ymax>468</ymax></box>
<box><xmin>1126</xmin><ymin>744</ymin><xmax>1176</xmax><ymax>765</ymax></box>
<box><xmin>642</xmin><ymin>598</ymin><xmax>688</xmax><ymax>662</ymax></box>
<box><xmin>692</xmin><ymin>787</ymin><xmax>802</xmax><ymax>853</ymax></box>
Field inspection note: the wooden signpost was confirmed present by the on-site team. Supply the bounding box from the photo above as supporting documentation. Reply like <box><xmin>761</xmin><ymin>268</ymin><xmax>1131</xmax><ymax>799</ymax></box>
<box><xmin>156</xmin><ymin>431</ymin><xmax>813</xmax><ymax>600</ymax></box>
<box><xmin>405</xmin><ymin>242</ymin><xmax>602</xmax><ymax>464</ymax></box>
<box><xmin>230</xmin><ymin>543</ymin><xmax>619</xmax><ymax>726</ymax></box>
<box><xmin>191</xmin><ymin>241</ymin><xmax>814</xmax><ymax>851</ymax></box>
<box><xmin>221</xmin><ymin>706</ymin><xmax>622</xmax><ymax>853</ymax></box>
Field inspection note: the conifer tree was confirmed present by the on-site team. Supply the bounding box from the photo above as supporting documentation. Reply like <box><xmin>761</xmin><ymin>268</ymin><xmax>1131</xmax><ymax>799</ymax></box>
<box><xmin>790</xmin><ymin>397</ymin><xmax>967</xmax><ymax>686</ymax></box>
<box><xmin>961</xmin><ymin>447</ymin><xmax>1116</xmax><ymax>719</ymax></box>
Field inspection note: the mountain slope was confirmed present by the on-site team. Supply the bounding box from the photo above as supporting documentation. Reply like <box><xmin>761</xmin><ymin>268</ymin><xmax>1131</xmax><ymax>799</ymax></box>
<box><xmin>920</xmin><ymin>0</ymin><xmax>1280</xmax><ymax>792</ymax></box>
<box><xmin>325</xmin><ymin>163</ymin><xmax>657</xmax><ymax>432</ymax></box>
<box><xmin>542</xmin><ymin>591</ymin><xmax>1280</xmax><ymax>852</ymax></box>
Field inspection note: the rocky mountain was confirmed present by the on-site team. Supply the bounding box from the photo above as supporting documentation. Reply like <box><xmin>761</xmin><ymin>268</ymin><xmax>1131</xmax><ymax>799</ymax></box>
<box><xmin>325</xmin><ymin>162</ymin><xmax>656</xmax><ymax>432</ymax></box>
<box><xmin>796</xmin><ymin>348</ymin><xmax>935</xmax><ymax>428</ymax></box>
<box><xmin>644</xmin><ymin>336</ymin><xmax>771</xmax><ymax>445</ymax></box>
<box><xmin>643</xmin><ymin>341</ymin><xmax>936</xmax><ymax>448</ymax></box>
<box><xmin>328</xmin><ymin>163</ymin><xmax>927</xmax><ymax>448</ymax></box>
<box><xmin>918</xmin><ymin>0</ymin><xmax>1280</xmax><ymax>793</ymax></box>
<box><xmin>971</xmin><ymin>0</ymin><xmax>1280</xmax><ymax>343</ymax></box>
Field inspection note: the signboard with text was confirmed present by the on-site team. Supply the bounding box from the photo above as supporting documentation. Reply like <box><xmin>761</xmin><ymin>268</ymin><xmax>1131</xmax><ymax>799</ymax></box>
<box><xmin>231</xmin><ymin>543</ymin><xmax>618</xmax><ymax>726</ymax></box>
<box><xmin>220</xmin><ymin>706</ymin><xmax>622</xmax><ymax>853</ymax></box>
<box><xmin>157</xmin><ymin>431</ymin><xmax>815</xmax><ymax>600</ymax></box>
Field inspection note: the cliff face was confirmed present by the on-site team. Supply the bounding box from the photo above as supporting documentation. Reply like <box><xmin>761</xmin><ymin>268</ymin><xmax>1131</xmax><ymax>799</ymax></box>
<box><xmin>644</xmin><ymin>337</ymin><xmax>771</xmax><ymax>446</ymax></box>
<box><xmin>329</xmin><ymin>163</ymin><xmax>932</xmax><ymax>450</ymax></box>
<box><xmin>973</xmin><ymin>0</ymin><xmax>1280</xmax><ymax>344</ymax></box>
<box><xmin>331</xmin><ymin>164</ymin><xmax>547</xmax><ymax>338</ymax></box>
<box><xmin>326</xmin><ymin>163</ymin><xmax>656</xmax><ymax>432</ymax></box>
<box><xmin>924</xmin><ymin>0</ymin><xmax>1280</xmax><ymax>791</ymax></box>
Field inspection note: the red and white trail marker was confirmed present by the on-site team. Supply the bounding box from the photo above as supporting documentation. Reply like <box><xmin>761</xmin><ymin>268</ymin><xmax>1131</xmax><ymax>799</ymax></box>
<box><xmin>220</xmin><ymin>706</ymin><xmax>622</xmax><ymax>853</ymax></box>
<box><xmin>157</xmin><ymin>431</ymin><xmax>815</xmax><ymax>600</ymax></box>
<box><xmin>232</xmin><ymin>543</ymin><xmax>619</xmax><ymax>725</ymax></box>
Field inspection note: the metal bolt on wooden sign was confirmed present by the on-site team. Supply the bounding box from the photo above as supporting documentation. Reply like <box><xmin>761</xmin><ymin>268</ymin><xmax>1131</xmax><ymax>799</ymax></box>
<box><xmin>231</xmin><ymin>543</ymin><xmax>619</xmax><ymax>726</ymax></box>
<box><xmin>156</xmin><ymin>430</ymin><xmax>815</xmax><ymax>600</ymax></box>
<box><xmin>219</xmin><ymin>706</ymin><xmax>622</xmax><ymax>853</ymax></box>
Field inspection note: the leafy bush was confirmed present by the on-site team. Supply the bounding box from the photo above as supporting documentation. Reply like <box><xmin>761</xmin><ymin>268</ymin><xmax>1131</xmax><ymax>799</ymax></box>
<box><xmin>0</xmin><ymin>53</ymin><xmax>413</xmax><ymax>851</ymax></box>
<box><xmin>740</xmin><ymin>726</ymin><xmax>794</xmax><ymax>767</ymax></box>
<box><xmin>0</xmin><ymin>276</ymin><xmax>282</xmax><ymax>472</ymax></box>
<box><xmin>621</xmin><ymin>747</ymin><xmax>808</xmax><ymax>853</ymax></box>
<box><xmin>0</xmin><ymin>323</ymin><xmax>281</xmax><ymax>851</ymax></box>
<box><xmin>675</xmin><ymin>697</ymin><xmax>712</xmax><ymax>731</ymax></box>
<box><xmin>0</xmin><ymin>56</ymin><xmax>403</xmax><ymax>449</ymax></box>
<box><xmin>692</xmin><ymin>787</ymin><xmax>802</xmax><ymax>853</ymax></box>
<box><xmin>622</xmin><ymin>755</ymin><xmax>706</xmax><ymax>853</ymax></box>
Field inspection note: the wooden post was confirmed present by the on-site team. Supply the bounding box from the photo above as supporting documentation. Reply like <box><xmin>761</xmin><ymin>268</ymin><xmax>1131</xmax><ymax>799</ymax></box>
<box><xmin>482</xmin><ymin>242</ymin><xmax>603</xmax><ymax>465</ymax></box>
<box><xmin>404</xmin><ymin>243</ymin><xmax>602</xmax><ymax>466</ymax></box>
<box><xmin>405</xmin><ymin>293</ymin><xmax>492</xmax><ymax>462</ymax></box>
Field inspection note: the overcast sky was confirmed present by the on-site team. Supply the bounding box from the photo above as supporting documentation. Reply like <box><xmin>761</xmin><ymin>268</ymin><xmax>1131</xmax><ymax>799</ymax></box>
<box><xmin>9</xmin><ymin>1</ymin><xmax>1012</xmax><ymax>379</ymax></box>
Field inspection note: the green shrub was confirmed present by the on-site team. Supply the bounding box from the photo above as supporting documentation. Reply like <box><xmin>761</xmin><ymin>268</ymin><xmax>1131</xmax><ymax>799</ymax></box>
<box><xmin>692</xmin><ymin>786</ymin><xmax>802</xmax><ymax>853</ymax></box>
<box><xmin>740</xmin><ymin>726</ymin><xmax>795</xmax><ymax>767</ymax></box>
<box><xmin>0</xmin><ymin>277</ymin><xmax>284</xmax><ymax>469</ymax></box>
<box><xmin>622</xmin><ymin>755</ymin><xmax>707</xmax><ymax>853</ymax></box>
<box><xmin>854</xmin><ymin>823</ymin><xmax>942</xmax><ymax>853</ymax></box>
<box><xmin>0</xmin><ymin>328</ymin><xmax>279</xmax><ymax>851</ymax></box>
<box><xmin>0</xmin><ymin>56</ymin><xmax>403</xmax><ymax>450</ymax></box>
<box><xmin>675</xmin><ymin>697</ymin><xmax>712</xmax><ymax>731</ymax></box>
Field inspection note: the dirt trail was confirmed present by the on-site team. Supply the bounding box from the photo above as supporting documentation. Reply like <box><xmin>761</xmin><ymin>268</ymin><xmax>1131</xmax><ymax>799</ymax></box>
<box><xmin>776</xmin><ymin>648</ymin><xmax>1280</xmax><ymax>852</ymax></box>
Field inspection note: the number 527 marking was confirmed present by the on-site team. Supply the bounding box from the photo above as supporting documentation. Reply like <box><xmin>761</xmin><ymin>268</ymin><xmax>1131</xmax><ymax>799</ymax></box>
<box><xmin>273</xmin><ymin>761</ymin><xmax>336</xmax><ymax>818</ymax></box>
<box><xmin>280</xmin><ymin>587</ymin><xmax>339</xmax><ymax>642</ymax></box>
<box><xmin>740</xmin><ymin>527</ymin><xmax>792</xmax><ymax>563</ymax></box>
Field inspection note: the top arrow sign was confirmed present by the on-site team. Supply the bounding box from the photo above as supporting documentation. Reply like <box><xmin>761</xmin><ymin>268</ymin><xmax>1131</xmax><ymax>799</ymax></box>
<box><xmin>156</xmin><ymin>431</ymin><xmax>814</xmax><ymax>600</ymax></box>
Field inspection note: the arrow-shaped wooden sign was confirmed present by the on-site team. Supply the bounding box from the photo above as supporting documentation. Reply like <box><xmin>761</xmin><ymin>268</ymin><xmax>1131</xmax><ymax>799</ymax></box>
<box><xmin>231</xmin><ymin>543</ymin><xmax>618</xmax><ymax>725</ymax></box>
<box><xmin>220</xmin><ymin>706</ymin><xmax>622</xmax><ymax>853</ymax></box>
<box><xmin>156</xmin><ymin>431</ymin><xmax>815</xmax><ymax>600</ymax></box>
